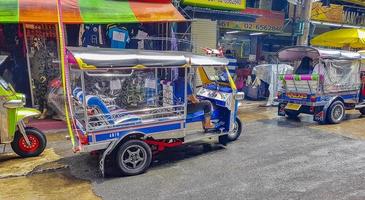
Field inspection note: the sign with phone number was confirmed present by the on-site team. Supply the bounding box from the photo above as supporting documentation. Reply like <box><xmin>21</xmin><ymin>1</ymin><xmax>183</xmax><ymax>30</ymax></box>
<box><xmin>219</xmin><ymin>21</ymin><xmax>283</xmax><ymax>33</ymax></box>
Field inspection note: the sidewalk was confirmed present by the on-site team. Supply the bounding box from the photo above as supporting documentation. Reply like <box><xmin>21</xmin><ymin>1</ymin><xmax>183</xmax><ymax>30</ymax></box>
<box><xmin>29</xmin><ymin>119</ymin><xmax>67</xmax><ymax>133</ymax></box>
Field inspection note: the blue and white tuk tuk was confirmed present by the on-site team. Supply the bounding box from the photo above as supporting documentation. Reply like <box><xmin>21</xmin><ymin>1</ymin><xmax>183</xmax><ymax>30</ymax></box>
<box><xmin>64</xmin><ymin>47</ymin><xmax>244</xmax><ymax>176</ymax></box>
<box><xmin>277</xmin><ymin>46</ymin><xmax>365</xmax><ymax>124</ymax></box>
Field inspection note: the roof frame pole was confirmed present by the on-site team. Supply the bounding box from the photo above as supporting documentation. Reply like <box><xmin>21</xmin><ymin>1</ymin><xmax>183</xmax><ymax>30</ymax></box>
<box><xmin>57</xmin><ymin>0</ymin><xmax>76</xmax><ymax>148</ymax></box>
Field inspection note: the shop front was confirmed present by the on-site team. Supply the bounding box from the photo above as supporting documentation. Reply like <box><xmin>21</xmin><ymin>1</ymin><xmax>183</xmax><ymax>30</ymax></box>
<box><xmin>218</xmin><ymin>8</ymin><xmax>286</xmax><ymax>63</ymax></box>
<box><xmin>0</xmin><ymin>0</ymin><xmax>185</xmax><ymax>120</ymax></box>
<box><xmin>180</xmin><ymin>1</ymin><xmax>285</xmax><ymax>62</ymax></box>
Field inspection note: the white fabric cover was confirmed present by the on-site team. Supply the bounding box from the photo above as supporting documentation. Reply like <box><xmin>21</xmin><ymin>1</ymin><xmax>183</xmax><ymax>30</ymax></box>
<box><xmin>321</xmin><ymin>60</ymin><xmax>361</xmax><ymax>93</ymax></box>
<box><xmin>253</xmin><ymin>64</ymin><xmax>294</xmax><ymax>106</ymax></box>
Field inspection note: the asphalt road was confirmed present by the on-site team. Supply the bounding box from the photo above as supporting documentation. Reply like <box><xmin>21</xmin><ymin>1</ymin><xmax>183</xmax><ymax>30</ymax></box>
<box><xmin>64</xmin><ymin>111</ymin><xmax>365</xmax><ymax>200</ymax></box>
<box><xmin>1</xmin><ymin>106</ymin><xmax>364</xmax><ymax>200</ymax></box>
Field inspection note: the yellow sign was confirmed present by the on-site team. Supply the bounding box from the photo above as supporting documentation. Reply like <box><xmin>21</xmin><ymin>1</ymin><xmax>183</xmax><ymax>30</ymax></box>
<box><xmin>183</xmin><ymin>0</ymin><xmax>246</xmax><ymax>11</ymax></box>
<box><xmin>285</xmin><ymin>103</ymin><xmax>302</xmax><ymax>111</ymax></box>
<box><xmin>311</xmin><ymin>2</ymin><xmax>344</xmax><ymax>23</ymax></box>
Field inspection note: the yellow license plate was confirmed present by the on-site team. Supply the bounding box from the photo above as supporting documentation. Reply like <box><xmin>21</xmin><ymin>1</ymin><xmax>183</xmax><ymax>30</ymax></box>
<box><xmin>285</xmin><ymin>103</ymin><xmax>302</xmax><ymax>111</ymax></box>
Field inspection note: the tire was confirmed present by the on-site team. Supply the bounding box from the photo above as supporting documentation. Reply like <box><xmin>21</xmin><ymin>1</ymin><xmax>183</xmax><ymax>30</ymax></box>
<box><xmin>285</xmin><ymin>110</ymin><xmax>300</xmax><ymax>118</ymax></box>
<box><xmin>226</xmin><ymin>117</ymin><xmax>242</xmax><ymax>142</ymax></box>
<box><xmin>327</xmin><ymin>101</ymin><xmax>345</xmax><ymax>124</ymax></box>
<box><xmin>11</xmin><ymin>127</ymin><xmax>47</xmax><ymax>158</ymax></box>
<box><xmin>116</xmin><ymin>140</ymin><xmax>152</xmax><ymax>176</ymax></box>
<box><xmin>360</xmin><ymin>108</ymin><xmax>365</xmax><ymax>115</ymax></box>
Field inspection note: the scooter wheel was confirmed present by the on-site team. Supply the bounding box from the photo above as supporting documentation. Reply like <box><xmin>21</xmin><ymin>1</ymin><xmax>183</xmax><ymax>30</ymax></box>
<box><xmin>116</xmin><ymin>139</ymin><xmax>152</xmax><ymax>176</ymax></box>
<box><xmin>11</xmin><ymin>127</ymin><xmax>47</xmax><ymax>158</ymax></box>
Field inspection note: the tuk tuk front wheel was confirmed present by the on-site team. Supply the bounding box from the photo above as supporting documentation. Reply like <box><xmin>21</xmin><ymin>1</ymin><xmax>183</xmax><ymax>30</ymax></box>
<box><xmin>11</xmin><ymin>128</ymin><xmax>47</xmax><ymax>158</ymax></box>
<box><xmin>116</xmin><ymin>139</ymin><xmax>152</xmax><ymax>176</ymax></box>
<box><xmin>227</xmin><ymin>117</ymin><xmax>242</xmax><ymax>142</ymax></box>
<box><xmin>327</xmin><ymin>101</ymin><xmax>345</xmax><ymax>124</ymax></box>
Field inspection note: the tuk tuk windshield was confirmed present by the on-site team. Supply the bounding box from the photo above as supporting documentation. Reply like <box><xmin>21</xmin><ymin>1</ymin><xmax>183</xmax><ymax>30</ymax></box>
<box><xmin>202</xmin><ymin>66</ymin><xmax>230</xmax><ymax>83</ymax></box>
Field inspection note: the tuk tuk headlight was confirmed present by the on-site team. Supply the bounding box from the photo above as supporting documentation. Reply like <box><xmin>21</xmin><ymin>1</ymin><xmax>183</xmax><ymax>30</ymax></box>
<box><xmin>235</xmin><ymin>92</ymin><xmax>245</xmax><ymax>101</ymax></box>
<box><xmin>21</xmin><ymin>94</ymin><xmax>26</xmax><ymax>104</ymax></box>
<box><xmin>3</xmin><ymin>99</ymin><xmax>24</xmax><ymax>109</ymax></box>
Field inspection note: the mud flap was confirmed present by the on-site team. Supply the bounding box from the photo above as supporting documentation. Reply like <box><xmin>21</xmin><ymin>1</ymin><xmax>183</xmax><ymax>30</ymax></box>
<box><xmin>313</xmin><ymin>106</ymin><xmax>325</xmax><ymax>123</ymax></box>
<box><xmin>99</xmin><ymin>140</ymin><xmax>118</xmax><ymax>177</ymax></box>
<box><xmin>278</xmin><ymin>103</ymin><xmax>286</xmax><ymax>116</ymax></box>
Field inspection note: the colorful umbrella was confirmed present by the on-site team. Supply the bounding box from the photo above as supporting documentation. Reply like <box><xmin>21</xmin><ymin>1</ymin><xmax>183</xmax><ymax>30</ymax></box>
<box><xmin>311</xmin><ymin>29</ymin><xmax>365</xmax><ymax>49</ymax></box>
<box><xmin>0</xmin><ymin>0</ymin><xmax>185</xmax><ymax>24</ymax></box>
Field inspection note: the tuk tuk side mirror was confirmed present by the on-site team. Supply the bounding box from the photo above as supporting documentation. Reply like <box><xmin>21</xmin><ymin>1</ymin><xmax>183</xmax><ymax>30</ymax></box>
<box><xmin>3</xmin><ymin>99</ymin><xmax>24</xmax><ymax>109</ymax></box>
<box><xmin>235</xmin><ymin>92</ymin><xmax>245</xmax><ymax>101</ymax></box>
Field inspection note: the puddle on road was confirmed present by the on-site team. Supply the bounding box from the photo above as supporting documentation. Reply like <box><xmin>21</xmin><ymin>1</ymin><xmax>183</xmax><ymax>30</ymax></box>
<box><xmin>0</xmin><ymin>149</ymin><xmax>61</xmax><ymax>178</ymax></box>
<box><xmin>238</xmin><ymin>106</ymin><xmax>277</xmax><ymax>122</ymax></box>
<box><xmin>311</xmin><ymin>111</ymin><xmax>365</xmax><ymax>139</ymax></box>
<box><xmin>0</xmin><ymin>171</ymin><xmax>101</xmax><ymax>200</ymax></box>
<box><xmin>239</xmin><ymin>106</ymin><xmax>365</xmax><ymax>139</ymax></box>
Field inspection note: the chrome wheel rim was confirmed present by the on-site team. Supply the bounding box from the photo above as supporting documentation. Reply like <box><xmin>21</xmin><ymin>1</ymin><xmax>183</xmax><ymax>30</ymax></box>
<box><xmin>228</xmin><ymin>121</ymin><xmax>239</xmax><ymax>138</ymax></box>
<box><xmin>332</xmin><ymin>104</ymin><xmax>344</xmax><ymax>122</ymax></box>
<box><xmin>121</xmin><ymin>145</ymin><xmax>147</xmax><ymax>171</ymax></box>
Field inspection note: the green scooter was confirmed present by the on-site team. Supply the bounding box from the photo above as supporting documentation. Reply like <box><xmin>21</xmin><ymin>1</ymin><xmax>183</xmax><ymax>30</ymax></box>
<box><xmin>0</xmin><ymin>55</ymin><xmax>46</xmax><ymax>157</ymax></box>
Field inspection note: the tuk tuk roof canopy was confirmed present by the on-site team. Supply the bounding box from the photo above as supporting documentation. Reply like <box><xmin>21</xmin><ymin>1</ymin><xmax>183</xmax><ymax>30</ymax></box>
<box><xmin>0</xmin><ymin>0</ymin><xmax>185</xmax><ymax>24</ymax></box>
<box><xmin>278</xmin><ymin>46</ymin><xmax>364</xmax><ymax>62</ymax></box>
<box><xmin>67</xmin><ymin>47</ymin><xmax>229</xmax><ymax>68</ymax></box>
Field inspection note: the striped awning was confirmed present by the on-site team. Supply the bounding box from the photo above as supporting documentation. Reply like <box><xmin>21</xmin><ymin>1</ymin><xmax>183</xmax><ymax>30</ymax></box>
<box><xmin>0</xmin><ymin>0</ymin><xmax>185</xmax><ymax>24</ymax></box>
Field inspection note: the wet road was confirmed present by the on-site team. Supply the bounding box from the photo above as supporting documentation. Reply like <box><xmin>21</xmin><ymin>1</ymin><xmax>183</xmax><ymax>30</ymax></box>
<box><xmin>1</xmin><ymin>105</ymin><xmax>365</xmax><ymax>200</ymax></box>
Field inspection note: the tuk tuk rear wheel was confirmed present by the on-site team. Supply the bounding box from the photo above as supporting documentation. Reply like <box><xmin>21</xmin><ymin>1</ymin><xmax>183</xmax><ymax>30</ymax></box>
<box><xmin>11</xmin><ymin>128</ymin><xmax>47</xmax><ymax>158</ymax></box>
<box><xmin>327</xmin><ymin>101</ymin><xmax>345</xmax><ymax>124</ymax></box>
<box><xmin>116</xmin><ymin>139</ymin><xmax>152</xmax><ymax>176</ymax></box>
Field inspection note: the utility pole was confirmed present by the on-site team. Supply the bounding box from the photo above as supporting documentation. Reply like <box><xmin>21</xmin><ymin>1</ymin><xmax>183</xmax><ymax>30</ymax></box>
<box><xmin>297</xmin><ymin>0</ymin><xmax>313</xmax><ymax>45</ymax></box>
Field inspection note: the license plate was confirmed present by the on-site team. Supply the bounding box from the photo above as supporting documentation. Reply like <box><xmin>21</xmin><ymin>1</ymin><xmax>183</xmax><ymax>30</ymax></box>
<box><xmin>285</xmin><ymin>103</ymin><xmax>301</xmax><ymax>111</ymax></box>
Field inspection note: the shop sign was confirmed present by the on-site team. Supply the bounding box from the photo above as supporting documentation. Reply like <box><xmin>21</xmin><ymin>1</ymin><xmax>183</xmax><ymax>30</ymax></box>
<box><xmin>311</xmin><ymin>2</ymin><xmax>344</xmax><ymax>23</ymax></box>
<box><xmin>182</xmin><ymin>0</ymin><xmax>246</xmax><ymax>11</ymax></box>
<box><xmin>218</xmin><ymin>8</ymin><xmax>285</xmax><ymax>33</ymax></box>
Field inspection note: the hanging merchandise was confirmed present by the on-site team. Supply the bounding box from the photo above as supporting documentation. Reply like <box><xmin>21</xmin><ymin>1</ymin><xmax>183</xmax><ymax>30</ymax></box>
<box><xmin>144</xmin><ymin>72</ymin><xmax>158</xmax><ymax>106</ymax></box>
<box><xmin>120</xmin><ymin>72</ymin><xmax>146</xmax><ymax>108</ymax></box>
<box><xmin>106</xmin><ymin>25</ymin><xmax>130</xmax><ymax>49</ymax></box>
<box><xmin>136</xmin><ymin>29</ymin><xmax>148</xmax><ymax>49</ymax></box>
<box><xmin>25</xmin><ymin>24</ymin><xmax>60</xmax><ymax>118</ymax></box>
<box><xmin>79</xmin><ymin>24</ymin><xmax>104</xmax><ymax>47</ymax></box>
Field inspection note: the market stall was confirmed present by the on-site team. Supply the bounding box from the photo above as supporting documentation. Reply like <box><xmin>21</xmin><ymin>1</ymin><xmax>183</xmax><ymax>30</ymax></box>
<box><xmin>0</xmin><ymin>0</ymin><xmax>185</xmax><ymax>119</ymax></box>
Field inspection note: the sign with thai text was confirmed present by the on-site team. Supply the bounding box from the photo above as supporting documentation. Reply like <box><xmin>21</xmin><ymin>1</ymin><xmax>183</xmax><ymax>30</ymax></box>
<box><xmin>311</xmin><ymin>2</ymin><xmax>344</xmax><ymax>23</ymax></box>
